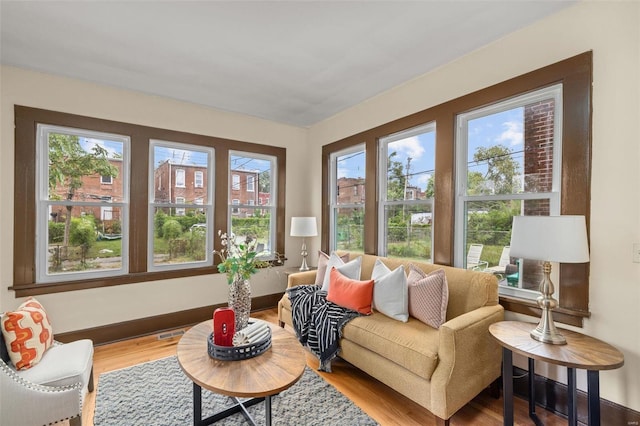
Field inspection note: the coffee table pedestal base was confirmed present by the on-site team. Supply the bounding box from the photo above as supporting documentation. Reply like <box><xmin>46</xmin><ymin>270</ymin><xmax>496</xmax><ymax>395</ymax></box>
<box><xmin>193</xmin><ymin>383</ymin><xmax>273</xmax><ymax>426</ymax></box>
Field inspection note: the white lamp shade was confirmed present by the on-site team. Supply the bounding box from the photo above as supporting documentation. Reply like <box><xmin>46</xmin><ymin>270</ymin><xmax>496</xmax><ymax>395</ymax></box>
<box><xmin>290</xmin><ymin>217</ymin><xmax>318</xmax><ymax>237</ymax></box>
<box><xmin>509</xmin><ymin>215</ymin><xmax>589</xmax><ymax>263</ymax></box>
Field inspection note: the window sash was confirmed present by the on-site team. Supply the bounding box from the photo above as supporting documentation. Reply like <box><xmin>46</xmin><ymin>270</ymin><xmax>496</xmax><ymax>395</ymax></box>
<box><xmin>35</xmin><ymin>124</ymin><xmax>131</xmax><ymax>283</ymax></box>
<box><xmin>454</xmin><ymin>85</ymin><xmax>563</xmax><ymax>300</ymax></box>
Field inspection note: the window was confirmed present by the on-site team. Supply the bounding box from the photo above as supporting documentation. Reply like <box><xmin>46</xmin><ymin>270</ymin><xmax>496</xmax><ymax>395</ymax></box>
<box><xmin>13</xmin><ymin>106</ymin><xmax>287</xmax><ymax>295</ymax></box>
<box><xmin>379</xmin><ymin>123</ymin><xmax>435</xmax><ymax>262</ymax></box>
<box><xmin>455</xmin><ymin>85</ymin><xmax>562</xmax><ymax>300</ymax></box>
<box><xmin>229</xmin><ymin>152</ymin><xmax>277</xmax><ymax>258</ymax></box>
<box><xmin>101</xmin><ymin>175</ymin><xmax>113</xmax><ymax>184</ymax></box>
<box><xmin>232</xmin><ymin>174</ymin><xmax>240</xmax><ymax>190</ymax></box>
<box><xmin>247</xmin><ymin>175</ymin><xmax>255</xmax><ymax>192</ymax></box>
<box><xmin>35</xmin><ymin>124</ymin><xmax>129</xmax><ymax>283</ymax></box>
<box><xmin>321</xmin><ymin>52</ymin><xmax>592</xmax><ymax>326</ymax></box>
<box><xmin>329</xmin><ymin>144</ymin><xmax>365</xmax><ymax>252</ymax></box>
<box><xmin>175</xmin><ymin>169</ymin><xmax>186</xmax><ymax>188</ymax></box>
<box><xmin>149</xmin><ymin>141</ymin><xmax>213</xmax><ymax>271</ymax></box>
<box><xmin>194</xmin><ymin>171</ymin><xmax>204</xmax><ymax>188</ymax></box>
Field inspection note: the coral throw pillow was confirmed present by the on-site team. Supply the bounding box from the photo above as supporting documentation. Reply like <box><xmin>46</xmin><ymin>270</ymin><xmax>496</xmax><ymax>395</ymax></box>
<box><xmin>327</xmin><ymin>268</ymin><xmax>374</xmax><ymax>315</ymax></box>
<box><xmin>1</xmin><ymin>298</ymin><xmax>54</xmax><ymax>370</ymax></box>
<box><xmin>407</xmin><ymin>264</ymin><xmax>449</xmax><ymax>329</ymax></box>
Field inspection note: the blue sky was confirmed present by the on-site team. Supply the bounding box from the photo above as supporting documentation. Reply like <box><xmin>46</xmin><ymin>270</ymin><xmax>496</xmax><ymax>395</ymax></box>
<box><xmin>337</xmin><ymin>106</ymin><xmax>525</xmax><ymax>189</ymax></box>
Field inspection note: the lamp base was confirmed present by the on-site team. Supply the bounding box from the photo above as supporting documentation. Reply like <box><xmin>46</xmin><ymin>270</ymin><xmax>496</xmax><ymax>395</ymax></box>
<box><xmin>299</xmin><ymin>257</ymin><xmax>310</xmax><ymax>272</ymax></box>
<box><xmin>530</xmin><ymin>261</ymin><xmax>567</xmax><ymax>345</ymax></box>
<box><xmin>530</xmin><ymin>323</ymin><xmax>566</xmax><ymax>345</ymax></box>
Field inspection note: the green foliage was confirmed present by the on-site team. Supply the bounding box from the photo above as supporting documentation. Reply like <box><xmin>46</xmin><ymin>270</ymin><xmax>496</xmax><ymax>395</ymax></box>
<box><xmin>154</xmin><ymin>210</ymin><xmax>167</xmax><ymax>238</ymax></box>
<box><xmin>231</xmin><ymin>217</ymin><xmax>270</xmax><ymax>241</ymax></box>
<box><xmin>472</xmin><ymin>145</ymin><xmax>519</xmax><ymax>194</ymax></box>
<box><xmin>48</xmin><ymin>222</ymin><xmax>65</xmax><ymax>243</ymax></box>
<box><xmin>69</xmin><ymin>216</ymin><xmax>96</xmax><ymax>247</ymax></box>
<box><xmin>386</xmin><ymin>151</ymin><xmax>406</xmax><ymax>201</ymax></box>
<box><xmin>215</xmin><ymin>232</ymin><xmax>261</xmax><ymax>284</ymax></box>
<box><xmin>162</xmin><ymin>219</ymin><xmax>182</xmax><ymax>240</ymax></box>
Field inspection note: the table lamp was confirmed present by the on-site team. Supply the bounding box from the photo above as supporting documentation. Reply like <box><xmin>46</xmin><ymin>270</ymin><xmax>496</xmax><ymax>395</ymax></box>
<box><xmin>509</xmin><ymin>215</ymin><xmax>589</xmax><ymax>345</ymax></box>
<box><xmin>290</xmin><ymin>217</ymin><xmax>317</xmax><ymax>271</ymax></box>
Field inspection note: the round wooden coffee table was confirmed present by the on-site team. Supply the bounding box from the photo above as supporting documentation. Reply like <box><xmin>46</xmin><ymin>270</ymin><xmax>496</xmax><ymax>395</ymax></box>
<box><xmin>177</xmin><ymin>319</ymin><xmax>306</xmax><ymax>426</ymax></box>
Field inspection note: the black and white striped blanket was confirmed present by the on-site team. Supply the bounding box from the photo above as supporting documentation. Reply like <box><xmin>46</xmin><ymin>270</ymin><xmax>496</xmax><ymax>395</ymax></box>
<box><xmin>287</xmin><ymin>284</ymin><xmax>361</xmax><ymax>372</ymax></box>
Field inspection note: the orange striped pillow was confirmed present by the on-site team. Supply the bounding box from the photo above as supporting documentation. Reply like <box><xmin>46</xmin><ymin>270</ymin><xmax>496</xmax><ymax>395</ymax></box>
<box><xmin>1</xmin><ymin>298</ymin><xmax>54</xmax><ymax>370</ymax></box>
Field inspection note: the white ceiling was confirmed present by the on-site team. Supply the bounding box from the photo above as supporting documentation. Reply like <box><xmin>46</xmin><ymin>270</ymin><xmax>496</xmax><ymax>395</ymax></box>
<box><xmin>0</xmin><ymin>1</ymin><xmax>574</xmax><ymax>127</ymax></box>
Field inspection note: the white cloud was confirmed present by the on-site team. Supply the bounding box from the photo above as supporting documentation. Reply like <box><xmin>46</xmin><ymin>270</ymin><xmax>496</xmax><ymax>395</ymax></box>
<box><xmin>498</xmin><ymin>120</ymin><xmax>523</xmax><ymax>147</ymax></box>
<box><xmin>82</xmin><ymin>138</ymin><xmax>120</xmax><ymax>158</ymax></box>
<box><xmin>389</xmin><ymin>136</ymin><xmax>425</xmax><ymax>159</ymax></box>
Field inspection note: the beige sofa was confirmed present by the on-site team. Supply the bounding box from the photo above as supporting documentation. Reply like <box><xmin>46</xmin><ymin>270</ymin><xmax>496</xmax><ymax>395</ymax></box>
<box><xmin>278</xmin><ymin>253</ymin><xmax>504</xmax><ymax>425</ymax></box>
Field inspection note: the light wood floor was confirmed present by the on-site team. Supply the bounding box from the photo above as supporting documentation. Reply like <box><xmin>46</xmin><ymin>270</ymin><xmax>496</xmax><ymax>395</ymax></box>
<box><xmin>80</xmin><ymin>308</ymin><xmax>567</xmax><ymax>426</ymax></box>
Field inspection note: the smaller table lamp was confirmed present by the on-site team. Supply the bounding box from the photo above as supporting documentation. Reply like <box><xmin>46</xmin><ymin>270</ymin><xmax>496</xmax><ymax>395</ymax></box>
<box><xmin>290</xmin><ymin>217</ymin><xmax>317</xmax><ymax>271</ymax></box>
<box><xmin>509</xmin><ymin>215</ymin><xmax>589</xmax><ymax>345</ymax></box>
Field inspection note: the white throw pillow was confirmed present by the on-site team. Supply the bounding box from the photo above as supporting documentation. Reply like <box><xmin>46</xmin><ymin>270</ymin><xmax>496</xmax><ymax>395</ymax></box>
<box><xmin>321</xmin><ymin>253</ymin><xmax>362</xmax><ymax>292</ymax></box>
<box><xmin>371</xmin><ymin>259</ymin><xmax>408</xmax><ymax>322</ymax></box>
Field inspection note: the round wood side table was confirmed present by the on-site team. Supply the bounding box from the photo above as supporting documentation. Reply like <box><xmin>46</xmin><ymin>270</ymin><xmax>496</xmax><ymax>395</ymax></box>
<box><xmin>489</xmin><ymin>321</ymin><xmax>624</xmax><ymax>426</ymax></box>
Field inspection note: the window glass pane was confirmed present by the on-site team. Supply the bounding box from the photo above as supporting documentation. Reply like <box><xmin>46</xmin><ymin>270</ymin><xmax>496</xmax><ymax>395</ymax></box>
<box><xmin>230</xmin><ymin>207</ymin><xmax>274</xmax><ymax>256</ymax></box>
<box><xmin>150</xmin><ymin>141</ymin><xmax>213</xmax><ymax>270</ymax></box>
<box><xmin>47</xmin><ymin>132</ymin><xmax>124</xmax><ymax>203</ymax></box>
<box><xmin>466</xmin><ymin>97</ymin><xmax>556</xmax><ymax>196</ymax></box>
<box><xmin>385</xmin><ymin>130</ymin><xmax>435</xmax><ymax>201</ymax></box>
<box><xmin>335</xmin><ymin>207</ymin><xmax>364</xmax><ymax>252</ymax></box>
<box><xmin>39</xmin><ymin>125</ymin><xmax>128</xmax><ymax>282</ymax></box>
<box><xmin>46</xmin><ymin>205</ymin><xmax>124</xmax><ymax>275</ymax></box>
<box><xmin>384</xmin><ymin>204</ymin><xmax>432</xmax><ymax>261</ymax></box>
<box><xmin>153</xmin><ymin>145</ymin><xmax>210</xmax><ymax>204</ymax></box>
<box><xmin>335</xmin><ymin>150</ymin><xmax>365</xmax><ymax>205</ymax></box>
<box><xmin>229</xmin><ymin>152</ymin><xmax>277</xmax><ymax>259</ymax></box>
<box><xmin>465</xmin><ymin>199</ymin><xmax>549</xmax><ymax>291</ymax></box>
<box><xmin>151</xmin><ymin>207</ymin><xmax>208</xmax><ymax>266</ymax></box>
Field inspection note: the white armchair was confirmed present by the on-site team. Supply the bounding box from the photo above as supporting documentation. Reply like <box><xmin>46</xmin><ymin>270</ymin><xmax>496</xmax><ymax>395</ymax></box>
<box><xmin>0</xmin><ymin>316</ymin><xmax>94</xmax><ymax>426</ymax></box>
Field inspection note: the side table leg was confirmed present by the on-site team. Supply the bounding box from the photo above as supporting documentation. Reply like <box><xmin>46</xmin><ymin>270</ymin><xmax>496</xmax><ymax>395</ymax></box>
<box><xmin>529</xmin><ymin>358</ymin><xmax>536</xmax><ymax>416</ymax></box>
<box><xmin>568</xmin><ymin>367</ymin><xmax>577</xmax><ymax>426</ymax></box>
<box><xmin>502</xmin><ymin>348</ymin><xmax>514</xmax><ymax>425</ymax></box>
<box><xmin>588</xmin><ymin>370</ymin><xmax>600</xmax><ymax>426</ymax></box>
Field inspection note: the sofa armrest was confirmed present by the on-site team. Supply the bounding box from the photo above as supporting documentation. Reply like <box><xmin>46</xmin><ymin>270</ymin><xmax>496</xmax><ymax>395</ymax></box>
<box><xmin>287</xmin><ymin>270</ymin><xmax>318</xmax><ymax>288</ymax></box>
<box><xmin>429</xmin><ymin>304</ymin><xmax>504</xmax><ymax>420</ymax></box>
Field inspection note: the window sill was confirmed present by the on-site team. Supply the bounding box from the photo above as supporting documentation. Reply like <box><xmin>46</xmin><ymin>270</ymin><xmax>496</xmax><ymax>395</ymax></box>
<box><xmin>10</xmin><ymin>266</ymin><xmax>218</xmax><ymax>297</ymax></box>
<box><xmin>499</xmin><ymin>295</ymin><xmax>590</xmax><ymax>328</ymax></box>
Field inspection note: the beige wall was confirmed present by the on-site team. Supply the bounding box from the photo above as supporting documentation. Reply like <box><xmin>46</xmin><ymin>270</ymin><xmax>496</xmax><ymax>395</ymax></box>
<box><xmin>0</xmin><ymin>65</ymin><xmax>309</xmax><ymax>333</ymax></box>
<box><xmin>308</xmin><ymin>1</ymin><xmax>640</xmax><ymax>411</ymax></box>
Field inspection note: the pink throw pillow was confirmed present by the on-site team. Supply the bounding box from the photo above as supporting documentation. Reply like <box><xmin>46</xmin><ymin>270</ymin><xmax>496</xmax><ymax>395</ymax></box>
<box><xmin>407</xmin><ymin>265</ymin><xmax>449</xmax><ymax>329</ymax></box>
<box><xmin>314</xmin><ymin>251</ymin><xmax>350</xmax><ymax>286</ymax></box>
<box><xmin>326</xmin><ymin>268</ymin><xmax>374</xmax><ymax>315</ymax></box>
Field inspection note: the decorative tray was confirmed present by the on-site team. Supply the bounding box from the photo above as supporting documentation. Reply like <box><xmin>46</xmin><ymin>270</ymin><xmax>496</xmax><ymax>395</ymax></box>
<box><xmin>207</xmin><ymin>322</ymin><xmax>272</xmax><ymax>361</ymax></box>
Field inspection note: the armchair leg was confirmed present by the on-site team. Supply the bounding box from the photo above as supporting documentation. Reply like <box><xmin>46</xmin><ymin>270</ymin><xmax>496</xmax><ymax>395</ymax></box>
<box><xmin>88</xmin><ymin>366</ymin><xmax>95</xmax><ymax>392</ymax></box>
<box><xmin>69</xmin><ymin>415</ymin><xmax>81</xmax><ymax>426</ymax></box>
<box><xmin>278</xmin><ymin>320</ymin><xmax>285</xmax><ymax>328</ymax></box>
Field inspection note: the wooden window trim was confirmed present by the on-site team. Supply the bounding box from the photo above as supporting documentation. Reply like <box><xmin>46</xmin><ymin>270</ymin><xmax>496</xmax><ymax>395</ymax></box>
<box><xmin>12</xmin><ymin>106</ymin><xmax>286</xmax><ymax>296</ymax></box>
<box><xmin>322</xmin><ymin>51</ymin><xmax>592</xmax><ymax>326</ymax></box>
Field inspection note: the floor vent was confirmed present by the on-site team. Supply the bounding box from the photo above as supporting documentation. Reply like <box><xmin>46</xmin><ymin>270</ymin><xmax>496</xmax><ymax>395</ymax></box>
<box><xmin>157</xmin><ymin>330</ymin><xmax>185</xmax><ymax>340</ymax></box>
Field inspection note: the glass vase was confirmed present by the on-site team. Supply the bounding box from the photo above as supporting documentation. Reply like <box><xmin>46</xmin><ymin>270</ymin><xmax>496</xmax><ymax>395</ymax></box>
<box><xmin>228</xmin><ymin>278</ymin><xmax>251</xmax><ymax>331</ymax></box>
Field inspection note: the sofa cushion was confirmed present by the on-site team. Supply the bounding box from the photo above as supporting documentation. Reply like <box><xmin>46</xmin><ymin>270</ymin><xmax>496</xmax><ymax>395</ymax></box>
<box><xmin>321</xmin><ymin>253</ymin><xmax>362</xmax><ymax>292</ymax></box>
<box><xmin>342</xmin><ymin>312</ymin><xmax>439</xmax><ymax>380</ymax></box>
<box><xmin>315</xmin><ymin>251</ymin><xmax>350</xmax><ymax>286</ymax></box>
<box><xmin>407</xmin><ymin>265</ymin><xmax>449</xmax><ymax>329</ymax></box>
<box><xmin>1</xmin><ymin>298</ymin><xmax>54</xmax><ymax>370</ymax></box>
<box><xmin>327</xmin><ymin>268</ymin><xmax>374</xmax><ymax>314</ymax></box>
<box><xmin>371</xmin><ymin>259</ymin><xmax>408</xmax><ymax>322</ymax></box>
